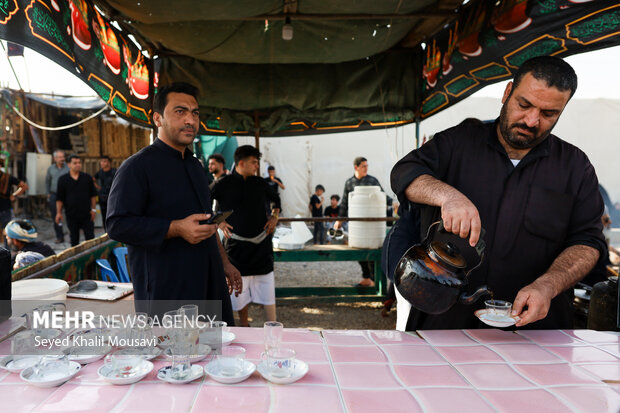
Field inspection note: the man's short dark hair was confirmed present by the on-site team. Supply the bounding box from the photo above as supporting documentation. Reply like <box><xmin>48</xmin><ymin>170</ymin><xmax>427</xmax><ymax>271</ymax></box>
<box><xmin>354</xmin><ymin>156</ymin><xmax>367</xmax><ymax>167</ymax></box>
<box><xmin>153</xmin><ymin>82</ymin><xmax>199</xmax><ymax>114</ymax></box>
<box><xmin>67</xmin><ymin>154</ymin><xmax>81</xmax><ymax>163</ymax></box>
<box><xmin>315</xmin><ymin>185</ymin><xmax>325</xmax><ymax>192</ymax></box>
<box><xmin>234</xmin><ymin>145</ymin><xmax>261</xmax><ymax>164</ymax></box>
<box><xmin>208</xmin><ymin>153</ymin><xmax>225</xmax><ymax>166</ymax></box>
<box><xmin>100</xmin><ymin>155</ymin><xmax>111</xmax><ymax>161</ymax></box>
<box><xmin>331</xmin><ymin>194</ymin><xmax>340</xmax><ymax>201</ymax></box>
<box><xmin>267</xmin><ymin>165</ymin><xmax>275</xmax><ymax>171</ymax></box>
<box><xmin>512</xmin><ymin>56</ymin><xmax>577</xmax><ymax>98</ymax></box>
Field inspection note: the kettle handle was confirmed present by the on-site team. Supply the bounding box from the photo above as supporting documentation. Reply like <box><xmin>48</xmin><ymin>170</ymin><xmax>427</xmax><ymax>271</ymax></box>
<box><xmin>424</xmin><ymin>220</ymin><xmax>486</xmax><ymax>277</ymax></box>
<box><xmin>427</xmin><ymin>220</ymin><xmax>486</xmax><ymax>257</ymax></box>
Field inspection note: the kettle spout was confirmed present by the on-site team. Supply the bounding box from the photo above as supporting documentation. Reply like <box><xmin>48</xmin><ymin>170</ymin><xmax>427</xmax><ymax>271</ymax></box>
<box><xmin>459</xmin><ymin>286</ymin><xmax>492</xmax><ymax>306</ymax></box>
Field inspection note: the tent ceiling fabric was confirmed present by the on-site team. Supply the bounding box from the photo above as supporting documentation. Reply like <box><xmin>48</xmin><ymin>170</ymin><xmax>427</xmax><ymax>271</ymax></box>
<box><xmin>102</xmin><ymin>0</ymin><xmax>439</xmax><ymax>64</ymax></box>
<box><xmin>90</xmin><ymin>0</ymin><xmax>462</xmax><ymax>134</ymax></box>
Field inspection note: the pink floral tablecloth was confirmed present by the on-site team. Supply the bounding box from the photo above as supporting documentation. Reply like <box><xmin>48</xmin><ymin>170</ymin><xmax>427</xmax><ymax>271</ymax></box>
<box><xmin>1</xmin><ymin>327</ymin><xmax>619</xmax><ymax>412</ymax></box>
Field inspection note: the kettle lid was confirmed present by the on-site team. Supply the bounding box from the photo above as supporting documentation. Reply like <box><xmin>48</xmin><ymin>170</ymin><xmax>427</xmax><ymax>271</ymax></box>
<box><xmin>429</xmin><ymin>241</ymin><xmax>467</xmax><ymax>269</ymax></box>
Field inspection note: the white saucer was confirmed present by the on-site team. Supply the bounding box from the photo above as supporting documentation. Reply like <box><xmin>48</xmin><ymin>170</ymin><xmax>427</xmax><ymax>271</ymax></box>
<box><xmin>164</xmin><ymin>344</ymin><xmax>211</xmax><ymax>363</ymax></box>
<box><xmin>97</xmin><ymin>360</ymin><xmax>154</xmax><ymax>385</ymax></box>
<box><xmin>257</xmin><ymin>359</ymin><xmax>309</xmax><ymax>384</ymax></box>
<box><xmin>0</xmin><ymin>355</ymin><xmax>41</xmax><ymax>373</ymax></box>
<box><xmin>157</xmin><ymin>364</ymin><xmax>204</xmax><ymax>384</ymax></box>
<box><xmin>199</xmin><ymin>331</ymin><xmax>236</xmax><ymax>347</ymax></box>
<box><xmin>205</xmin><ymin>359</ymin><xmax>256</xmax><ymax>384</ymax></box>
<box><xmin>20</xmin><ymin>361</ymin><xmax>81</xmax><ymax>387</ymax></box>
<box><xmin>475</xmin><ymin>309</ymin><xmax>520</xmax><ymax>328</ymax></box>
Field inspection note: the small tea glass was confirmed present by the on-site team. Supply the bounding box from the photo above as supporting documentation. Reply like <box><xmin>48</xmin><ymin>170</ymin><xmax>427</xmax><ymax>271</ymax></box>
<box><xmin>217</xmin><ymin>345</ymin><xmax>245</xmax><ymax>377</ymax></box>
<box><xmin>262</xmin><ymin>347</ymin><xmax>295</xmax><ymax>378</ymax></box>
<box><xmin>264</xmin><ymin>321</ymin><xmax>283</xmax><ymax>352</ymax></box>
<box><xmin>32</xmin><ymin>355</ymin><xmax>70</xmax><ymax>379</ymax></box>
<box><xmin>105</xmin><ymin>349</ymin><xmax>143</xmax><ymax>377</ymax></box>
<box><xmin>484</xmin><ymin>300</ymin><xmax>512</xmax><ymax>321</ymax></box>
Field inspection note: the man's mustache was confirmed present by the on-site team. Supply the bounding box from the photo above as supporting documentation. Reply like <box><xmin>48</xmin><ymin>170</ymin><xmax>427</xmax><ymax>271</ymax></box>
<box><xmin>511</xmin><ymin>123</ymin><xmax>537</xmax><ymax>135</ymax></box>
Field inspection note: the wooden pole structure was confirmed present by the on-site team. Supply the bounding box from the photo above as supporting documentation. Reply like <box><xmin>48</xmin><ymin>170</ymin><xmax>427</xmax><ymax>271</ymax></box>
<box><xmin>253</xmin><ymin>111</ymin><xmax>260</xmax><ymax>149</ymax></box>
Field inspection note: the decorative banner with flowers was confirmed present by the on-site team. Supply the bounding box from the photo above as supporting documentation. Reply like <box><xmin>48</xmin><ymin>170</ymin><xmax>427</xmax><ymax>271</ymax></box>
<box><xmin>420</xmin><ymin>0</ymin><xmax>620</xmax><ymax>119</ymax></box>
<box><xmin>0</xmin><ymin>0</ymin><xmax>153</xmax><ymax>126</ymax></box>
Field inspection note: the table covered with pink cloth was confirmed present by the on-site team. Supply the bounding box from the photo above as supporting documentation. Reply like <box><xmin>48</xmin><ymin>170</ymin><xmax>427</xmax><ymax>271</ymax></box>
<box><xmin>0</xmin><ymin>327</ymin><xmax>619</xmax><ymax>412</ymax></box>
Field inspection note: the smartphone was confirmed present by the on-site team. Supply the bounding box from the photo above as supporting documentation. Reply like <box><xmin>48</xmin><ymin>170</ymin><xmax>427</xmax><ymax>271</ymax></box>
<box><xmin>200</xmin><ymin>210</ymin><xmax>233</xmax><ymax>225</ymax></box>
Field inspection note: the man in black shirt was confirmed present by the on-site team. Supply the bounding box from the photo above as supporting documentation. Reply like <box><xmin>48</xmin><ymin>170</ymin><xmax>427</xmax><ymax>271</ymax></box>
<box><xmin>106</xmin><ymin>82</ymin><xmax>241</xmax><ymax>324</ymax></box>
<box><xmin>391</xmin><ymin>56</ymin><xmax>606</xmax><ymax>330</ymax></box>
<box><xmin>264</xmin><ymin>165</ymin><xmax>285</xmax><ymax>193</ymax></box>
<box><xmin>212</xmin><ymin>145</ymin><xmax>280</xmax><ymax>326</ymax></box>
<box><xmin>5</xmin><ymin>219</ymin><xmax>55</xmax><ymax>268</ymax></box>
<box><xmin>309</xmin><ymin>185</ymin><xmax>325</xmax><ymax>245</ymax></box>
<box><xmin>208</xmin><ymin>153</ymin><xmax>228</xmax><ymax>184</ymax></box>
<box><xmin>56</xmin><ymin>155</ymin><xmax>97</xmax><ymax>246</ymax></box>
<box><xmin>93</xmin><ymin>155</ymin><xmax>117</xmax><ymax>230</ymax></box>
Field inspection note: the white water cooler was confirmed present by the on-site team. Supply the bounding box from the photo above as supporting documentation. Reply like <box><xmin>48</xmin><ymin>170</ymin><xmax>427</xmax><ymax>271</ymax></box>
<box><xmin>348</xmin><ymin>186</ymin><xmax>386</xmax><ymax>248</ymax></box>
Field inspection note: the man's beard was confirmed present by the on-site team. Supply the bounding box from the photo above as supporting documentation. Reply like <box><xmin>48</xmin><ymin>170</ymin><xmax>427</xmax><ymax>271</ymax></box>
<box><xmin>498</xmin><ymin>102</ymin><xmax>554</xmax><ymax>150</ymax></box>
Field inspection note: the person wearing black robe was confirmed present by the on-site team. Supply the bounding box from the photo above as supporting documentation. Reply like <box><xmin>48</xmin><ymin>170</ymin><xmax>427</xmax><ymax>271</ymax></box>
<box><xmin>106</xmin><ymin>82</ymin><xmax>241</xmax><ymax>324</ymax></box>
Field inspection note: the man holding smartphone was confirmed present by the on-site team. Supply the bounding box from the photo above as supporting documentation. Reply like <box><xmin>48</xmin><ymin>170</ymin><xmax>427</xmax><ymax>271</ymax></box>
<box><xmin>212</xmin><ymin>145</ymin><xmax>280</xmax><ymax>327</ymax></box>
<box><xmin>106</xmin><ymin>82</ymin><xmax>242</xmax><ymax>323</ymax></box>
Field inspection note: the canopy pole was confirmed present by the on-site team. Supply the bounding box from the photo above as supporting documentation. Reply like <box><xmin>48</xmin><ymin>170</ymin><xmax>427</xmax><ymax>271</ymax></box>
<box><xmin>254</xmin><ymin>111</ymin><xmax>260</xmax><ymax>149</ymax></box>
<box><xmin>415</xmin><ymin>117</ymin><xmax>420</xmax><ymax>148</ymax></box>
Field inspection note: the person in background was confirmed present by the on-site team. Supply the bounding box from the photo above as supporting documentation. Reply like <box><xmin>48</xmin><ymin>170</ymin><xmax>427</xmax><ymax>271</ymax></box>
<box><xmin>324</xmin><ymin>195</ymin><xmax>340</xmax><ymax>219</ymax></box>
<box><xmin>335</xmin><ymin>156</ymin><xmax>392</xmax><ymax>287</ymax></box>
<box><xmin>45</xmin><ymin>149</ymin><xmax>68</xmax><ymax>243</ymax></box>
<box><xmin>208</xmin><ymin>153</ymin><xmax>228</xmax><ymax>184</ymax></box>
<box><xmin>212</xmin><ymin>145</ymin><xmax>280</xmax><ymax>326</ymax></box>
<box><xmin>93</xmin><ymin>155</ymin><xmax>117</xmax><ymax>230</ymax></box>
<box><xmin>0</xmin><ymin>166</ymin><xmax>28</xmax><ymax>248</ymax></box>
<box><xmin>56</xmin><ymin>155</ymin><xmax>97</xmax><ymax>246</ymax></box>
<box><xmin>5</xmin><ymin>219</ymin><xmax>55</xmax><ymax>269</ymax></box>
<box><xmin>309</xmin><ymin>185</ymin><xmax>325</xmax><ymax>245</ymax></box>
<box><xmin>14</xmin><ymin>251</ymin><xmax>45</xmax><ymax>270</ymax></box>
<box><xmin>265</xmin><ymin>165</ymin><xmax>285</xmax><ymax>193</ymax></box>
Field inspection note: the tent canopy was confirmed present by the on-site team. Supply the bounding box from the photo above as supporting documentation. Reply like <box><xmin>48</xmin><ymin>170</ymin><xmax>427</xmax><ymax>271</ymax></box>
<box><xmin>1</xmin><ymin>0</ymin><xmax>619</xmax><ymax>135</ymax></box>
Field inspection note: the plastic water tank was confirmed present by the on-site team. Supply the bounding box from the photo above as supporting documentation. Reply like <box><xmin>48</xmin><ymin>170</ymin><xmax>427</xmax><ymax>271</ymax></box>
<box><xmin>348</xmin><ymin>186</ymin><xmax>386</xmax><ymax>248</ymax></box>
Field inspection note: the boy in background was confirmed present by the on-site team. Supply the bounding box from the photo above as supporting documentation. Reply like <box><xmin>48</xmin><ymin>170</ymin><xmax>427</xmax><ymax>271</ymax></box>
<box><xmin>309</xmin><ymin>185</ymin><xmax>325</xmax><ymax>245</ymax></box>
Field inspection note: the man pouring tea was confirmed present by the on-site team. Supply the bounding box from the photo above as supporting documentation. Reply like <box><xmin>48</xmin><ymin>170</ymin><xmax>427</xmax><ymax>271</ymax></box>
<box><xmin>390</xmin><ymin>56</ymin><xmax>606</xmax><ymax>330</ymax></box>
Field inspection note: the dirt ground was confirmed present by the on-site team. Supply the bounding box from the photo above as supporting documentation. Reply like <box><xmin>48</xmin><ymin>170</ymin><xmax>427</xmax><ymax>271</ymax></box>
<box><xmin>29</xmin><ymin>216</ymin><xmax>396</xmax><ymax>331</ymax></box>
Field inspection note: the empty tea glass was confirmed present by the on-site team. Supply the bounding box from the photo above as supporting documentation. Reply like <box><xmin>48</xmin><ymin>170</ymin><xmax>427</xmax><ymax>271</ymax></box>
<box><xmin>33</xmin><ymin>355</ymin><xmax>71</xmax><ymax>379</ymax></box>
<box><xmin>264</xmin><ymin>321</ymin><xmax>283</xmax><ymax>352</ymax></box>
<box><xmin>105</xmin><ymin>349</ymin><xmax>143</xmax><ymax>377</ymax></box>
<box><xmin>262</xmin><ymin>347</ymin><xmax>295</xmax><ymax>378</ymax></box>
<box><xmin>217</xmin><ymin>345</ymin><xmax>245</xmax><ymax>377</ymax></box>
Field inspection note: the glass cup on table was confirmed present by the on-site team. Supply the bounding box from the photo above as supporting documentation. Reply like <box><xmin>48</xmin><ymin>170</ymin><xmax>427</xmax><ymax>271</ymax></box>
<box><xmin>104</xmin><ymin>349</ymin><xmax>143</xmax><ymax>378</ymax></box>
<box><xmin>169</xmin><ymin>327</ymin><xmax>196</xmax><ymax>380</ymax></box>
<box><xmin>264</xmin><ymin>321</ymin><xmax>283</xmax><ymax>352</ymax></box>
<box><xmin>217</xmin><ymin>345</ymin><xmax>245</xmax><ymax>377</ymax></box>
<box><xmin>262</xmin><ymin>347</ymin><xmax>295</xmax><ymax>378</ymax></box>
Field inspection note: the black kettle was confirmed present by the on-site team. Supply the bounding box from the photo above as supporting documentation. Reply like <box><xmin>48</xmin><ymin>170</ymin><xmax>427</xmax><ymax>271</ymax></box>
<box><xmin>394</xmin><ymin>220</ymin><xmax>491</xmax><ymax>315</ymax></box>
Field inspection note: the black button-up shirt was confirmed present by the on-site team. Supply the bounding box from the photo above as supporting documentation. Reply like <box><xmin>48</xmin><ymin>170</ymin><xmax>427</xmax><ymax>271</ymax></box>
<box><xmin>391</xmin><ymin>120</ymin><xmax>606</xmax><ymax>329</ymax></box>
